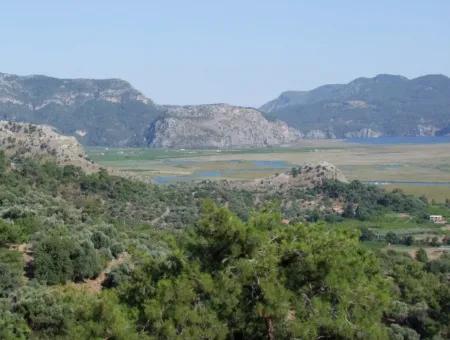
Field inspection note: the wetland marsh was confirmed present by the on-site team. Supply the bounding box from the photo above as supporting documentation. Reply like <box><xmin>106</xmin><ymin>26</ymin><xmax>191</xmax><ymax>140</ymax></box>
<box><xmin>88</xmin><ymin>139</ymin><xmax>450</xmax><ymax>201</ymax></box>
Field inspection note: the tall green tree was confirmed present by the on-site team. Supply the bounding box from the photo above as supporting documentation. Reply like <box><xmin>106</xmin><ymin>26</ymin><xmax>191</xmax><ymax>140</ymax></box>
<box><xmin>119</xmin><ymin>203</ymin><xmax>392</xmax><ymax>339</ymax></box>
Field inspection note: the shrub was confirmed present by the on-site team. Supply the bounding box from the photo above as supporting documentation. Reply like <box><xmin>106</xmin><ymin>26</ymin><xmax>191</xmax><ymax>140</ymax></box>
<box><xmin>71</xmin><ymin>241</ymin><xmax>102</xmax><ymax>281</ymax></box>
<box><xmin>0</xmin><ymin>150</ymin><xmax>6</xmax><ymax>173</ymax></box>
<box><xmin>33</xmin><ymin>231</ymin><xmax>103</xmax><ymax>284</ymax></box>
<box><xmin>404</xmin><ymin>235</ymin><xmax>415</xmax><ymax>246</ymax></box>
<box><xmin>359</xmin><ymin>226</ymin><xmax>377</xmax><ymax>241</ymax></box>
<box><xmin>33</xmin><ymin>234</ymin><xmax>75</xmax><ymax>284</ymax></box>
<box><xmin>0</xmin><ymin>250</ymin><xmax>23</xmax><ymax>297</ymax></box>
<box><xmin>416</xmin><ymin>248</ymin><xmax>428</xmax><ymax>263</ymax></box>
<box><xmin>91</xmin><ymin>231</ymin><xmax>111</xmax><ymax>249</ymax></box>
<box><xmin>110</xmin><ymin>242</ymin><xmax>124</xmax><ymax>258</ymax></box>
<box><xmin>13</xmin><ymin>287</ymin><xmax>71</xmax><ymax>336</ymax></box>
<box><xmin>0</xmin><ymin>220</ymin><xmax>21</xmax><ymax>246</ymax></box>
<box><xmin>386</xmin><ymin>232</ymin><xmax>400</xmax><ymax>244</ymax></box>
<box><xmin>0</xmin><ymin>306</ymin><xmax>30</xmax><ymax>340</ymax></box>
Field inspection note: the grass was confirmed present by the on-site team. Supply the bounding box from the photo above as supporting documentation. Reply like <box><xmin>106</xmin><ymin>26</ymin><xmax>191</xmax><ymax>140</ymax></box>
<box><xmin>87</xmin><ymin>142</ymin><xmax>346</xmax><ymax>163</ymax></box>
<box><xmin>331</xmin><ymin>212</ymin><xmax>449</xmax><ymax>260</ymax></box>
<box><xmin>384</xmin><ymin>184</ymin><xmax>450</xmax><ymax>203</ymax></box>
<box><xmin>427</xmin><ymin>205</ymin><xmax>450</xmax><ymax>219</ymax></box>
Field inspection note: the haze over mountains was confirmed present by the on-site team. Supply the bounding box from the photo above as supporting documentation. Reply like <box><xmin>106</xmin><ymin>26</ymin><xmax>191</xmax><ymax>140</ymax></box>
<box><xmin>261</xmin><ymin>74</ymin><xmax>450</xmax><ymax>138</ymax></box>
<box><xmin>1</xmin><ymin>72</ymin><xmax>450</xmax><ymax>148</ymax></box>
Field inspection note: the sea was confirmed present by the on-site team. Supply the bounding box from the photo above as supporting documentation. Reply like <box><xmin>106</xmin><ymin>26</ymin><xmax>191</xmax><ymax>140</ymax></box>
<box><xmin>345</xmin><ymin>136</ymin><xmax>450</xmax><ymax>145</ymax></box>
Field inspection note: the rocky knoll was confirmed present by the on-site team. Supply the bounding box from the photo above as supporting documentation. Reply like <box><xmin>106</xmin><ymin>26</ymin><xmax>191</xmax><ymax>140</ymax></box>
<box><xmin>0</xmin><ymin>121</ymin><xmax>97</xmax><ymax>171</ymax></box>
<box><xmin>233</xmin><ymin>161</ymin><xmax>347</xmax><ymax>193</ymax></box>
<box><xmin>146</xmin><ymin>104</ymin><xmax>302</xmax><ymax>148</ymax></box>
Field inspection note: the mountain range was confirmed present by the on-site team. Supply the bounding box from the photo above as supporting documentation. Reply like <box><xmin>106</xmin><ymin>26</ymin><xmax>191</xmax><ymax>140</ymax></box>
<box><xmin>260</xmin><ymin>74</ymin><xmax>450</xmax><ymax>138</ymax></box>
<box><xmin>0</xmin><ymin>72</ymin><xmax>297</xmax><ymax>147</ymax></box>
<box><xmin>1</xmin><ymin>72</ymin><xmax>450</xmax><ymax>148</ymax></box>
<box><xmin>0</xmin><ymin>72</ymin><xmax>161</xmax><ymax>146</ymax></box>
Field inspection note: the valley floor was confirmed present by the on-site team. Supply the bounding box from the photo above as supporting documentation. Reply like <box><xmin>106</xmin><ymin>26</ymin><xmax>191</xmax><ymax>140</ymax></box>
<box><xmin>88</xmin><ymin>140</ymin><xmax>450</xmax><ymax>202</ymax></box>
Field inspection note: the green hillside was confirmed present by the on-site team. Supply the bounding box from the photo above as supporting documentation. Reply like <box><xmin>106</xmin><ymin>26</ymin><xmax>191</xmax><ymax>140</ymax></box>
<box><xmin>0</xmin><ymin>151</ymin><xmax>449</xmax><ymax>338</ymax></box>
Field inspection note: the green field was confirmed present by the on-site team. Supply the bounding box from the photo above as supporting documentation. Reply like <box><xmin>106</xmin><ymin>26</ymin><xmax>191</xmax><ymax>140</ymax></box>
<box><xmin>384</xmin><ymin>184</ymin><xmax>450</xmax><ymax>203</ymax></box>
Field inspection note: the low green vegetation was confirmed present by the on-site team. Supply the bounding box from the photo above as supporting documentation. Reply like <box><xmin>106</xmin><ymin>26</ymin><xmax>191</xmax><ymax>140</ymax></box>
<box><xmin>385</xmin><ymin>184</ymin><xmax>450</xmax><ymax>203</ymax></box>
<box><xmin>0</xmin><ymin>150</ymin><xmax>449</xmax><ymax>339</ymax></box>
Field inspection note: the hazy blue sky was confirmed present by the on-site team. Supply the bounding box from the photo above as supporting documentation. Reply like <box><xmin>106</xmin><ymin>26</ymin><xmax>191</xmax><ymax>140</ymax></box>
<box><xmin>1</xmin><ymin>1</ymin><xmax>449</xmax><ymax>106</ymax></box>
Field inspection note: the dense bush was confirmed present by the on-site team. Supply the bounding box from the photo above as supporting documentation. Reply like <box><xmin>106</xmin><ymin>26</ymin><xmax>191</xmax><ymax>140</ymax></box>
<box><xmin>118</xmin><ymin>203</ymin><xmax>392</xmax><ymax>339</ymax></box>
<box><xmin>0</xmin><ymin>250</ymin><xmax>23</xmax><ymax>297</ymax></box>
<box><xmin>32</xmin><ymin>230</ymin><xmax>105</xmax><ymax>284</ymax></box>
<box><xmin>12</xmin><ymin>286</ymin><xmax>138</xmax><ymax>339</ymax></box>
<box><xmin>381</xmin><ymin>251</ymin><xmax>449</xmax><ymax>338</ymax></box>
<box><xmin>33</xmin><ymin>231</ymin><xmax>78</xmax><ymax>284</ymax></box>
<box><xmin>320</xmin><ymin>180</ymin><xmax>428</xmax><ymax>219</ymax></box>
<box><xmin>0</xmin><ymin>150</ymin><xmax>6</xmax><ymax>174</ymax></box>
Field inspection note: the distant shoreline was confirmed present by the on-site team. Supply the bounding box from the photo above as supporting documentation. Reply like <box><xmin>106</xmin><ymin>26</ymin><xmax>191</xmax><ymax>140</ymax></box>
<box><xmin>345</xmin><ymin>136</ymin><xmax>450</xmax><ymax>145</ymax></box>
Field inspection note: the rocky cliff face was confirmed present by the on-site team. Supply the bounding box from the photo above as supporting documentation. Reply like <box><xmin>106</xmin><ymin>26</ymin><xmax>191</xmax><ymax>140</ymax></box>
<box><xmin>146</xmin><ymin>104</ymin><xmax>302</xmax><ymax>148</ymax></box>
<box><xmin>305</xmin><ymin>129</ymin><xmax>336</xmax><ymax>139</ymax></box>
<box><xmin>344</xmin><ymin>128</ymin><xmax>383</xmax><ymax>138</ymax></box>
<box><xmin>0</xmin><ymin>121</ymin><xmax>96</xmax><ymax>171</ymax></box>
<box><xmin>0</xmin><ymin>73</ymin><xmax>161</xmax><ymax>146</ymax></box>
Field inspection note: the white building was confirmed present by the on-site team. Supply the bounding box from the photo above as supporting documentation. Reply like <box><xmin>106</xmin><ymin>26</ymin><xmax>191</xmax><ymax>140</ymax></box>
<box><xmin>429</xmin><ymin>215</ymin><xmax>446</xmax><ymax>224</ymax></box>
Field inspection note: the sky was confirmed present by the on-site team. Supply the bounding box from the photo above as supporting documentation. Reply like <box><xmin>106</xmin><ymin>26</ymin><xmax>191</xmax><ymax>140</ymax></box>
<box><xmin>1</xmin><ymin>1</ymin><xmax>450</xmax><ymax>107</ymax></box>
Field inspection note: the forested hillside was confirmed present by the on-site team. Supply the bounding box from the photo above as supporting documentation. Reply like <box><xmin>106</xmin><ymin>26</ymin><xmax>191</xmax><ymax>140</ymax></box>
<box><xmin>0</xmin><ymin>151</ymin><xmax>449</xmax><ymax>339</ymax></box>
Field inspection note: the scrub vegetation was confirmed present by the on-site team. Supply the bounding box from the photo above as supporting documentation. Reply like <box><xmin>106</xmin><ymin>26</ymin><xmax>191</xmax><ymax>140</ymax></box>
<box><xmin>0</xmin><ymin>150</ymin><xmax>449</xmax><ymax>339</ymax></box>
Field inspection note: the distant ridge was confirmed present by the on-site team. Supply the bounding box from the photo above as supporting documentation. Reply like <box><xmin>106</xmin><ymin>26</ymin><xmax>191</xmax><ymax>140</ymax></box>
<box><xmin>0</xmin><ymin>72</ymin><xmax>304</xmax><ymax>148</ymax></box>
<box><xmin>260</xmin><ymin>74</ymin><xmax>450</xmax><ymax>138</ymax></box>
<box><xmin>0</xmin><ymin>72</ymin><xmax>161</xmax><ymax>146</ymax></box>
<box><xmin>1</xmin><ymin>72</ymin><xmax>450</xmax><ymax>147</ymax></box>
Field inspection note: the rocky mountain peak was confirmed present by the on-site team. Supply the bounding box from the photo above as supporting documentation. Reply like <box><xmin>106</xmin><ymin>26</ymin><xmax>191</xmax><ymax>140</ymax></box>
<box><xmin>147</xmin><ymin>104</ymin><xmax>302</xmax><ymax>148</ymax></box>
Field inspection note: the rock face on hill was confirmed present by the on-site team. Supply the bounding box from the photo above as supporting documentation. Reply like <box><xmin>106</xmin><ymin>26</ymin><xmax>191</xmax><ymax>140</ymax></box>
<box><xmin>146</xmin><ymin>104</ymin><xmax>302</xmax><ymax>148</ymax></box>
<box><xmin>261</xmin><ymin>74</ymin><xmax>450</xmax><ymax>138</ymax></box>
<box><xmin>0</xmin><ymin>72</ymin><xmax>161</xmax><ymax>146</ymax></box>
<box><xmin>0</xmin><ymin>121</ymin><xmax>96</xmax><ymax>171</ymax></box>
<box><xmin>234</xmin><ymin>161</ymin><xmax>347</xmax><ymax>193</ymax></box>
